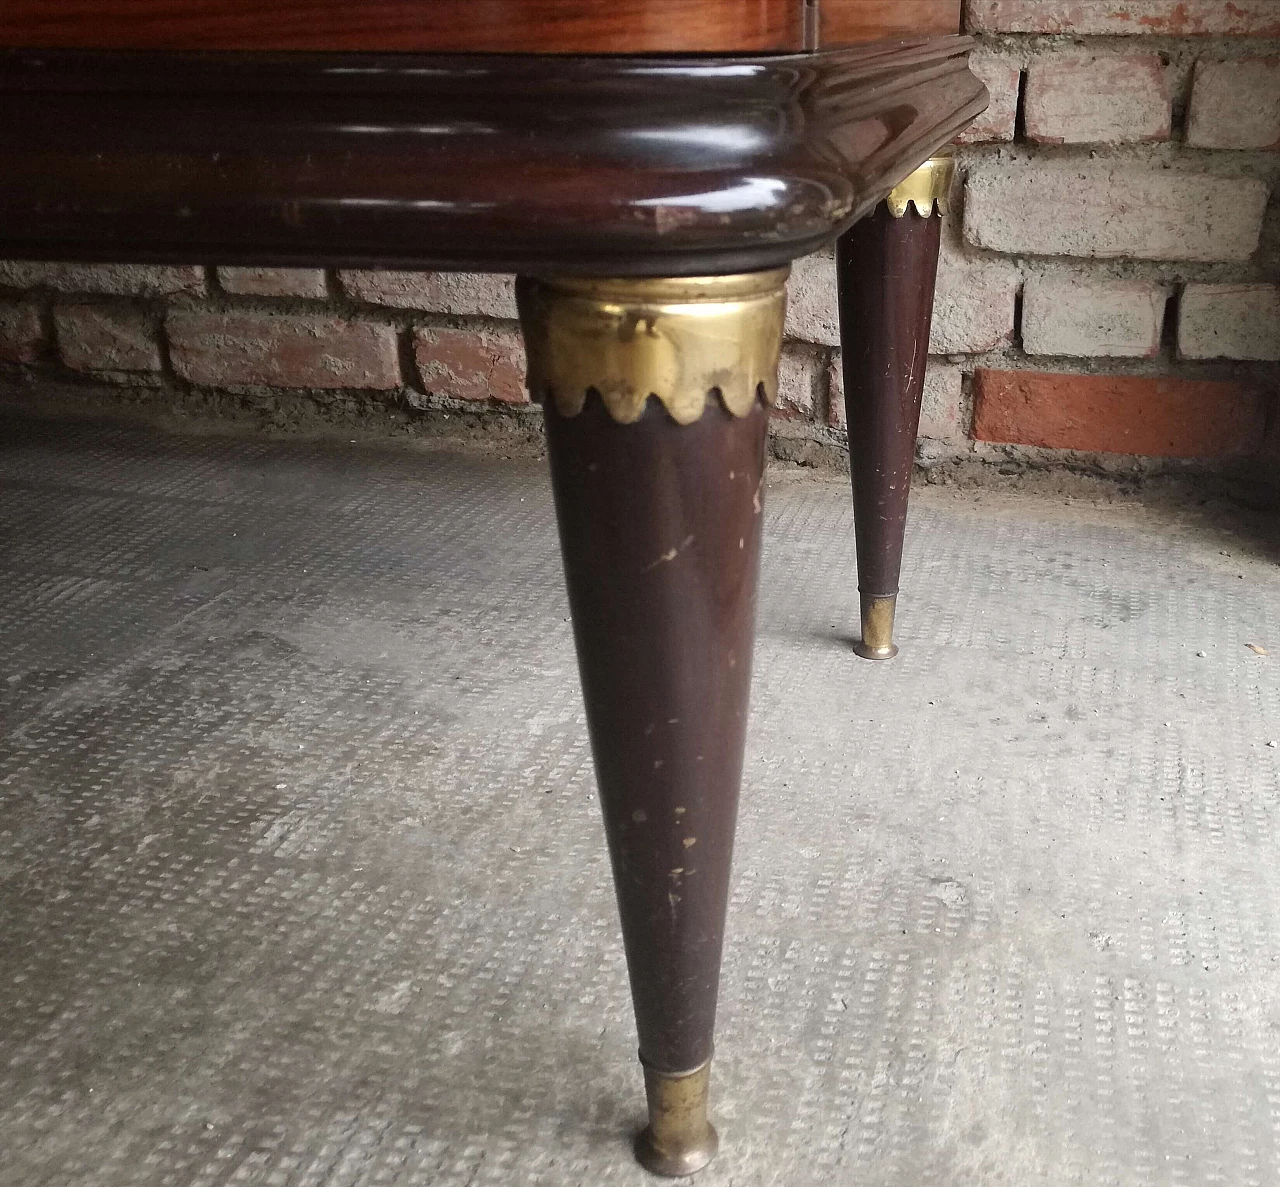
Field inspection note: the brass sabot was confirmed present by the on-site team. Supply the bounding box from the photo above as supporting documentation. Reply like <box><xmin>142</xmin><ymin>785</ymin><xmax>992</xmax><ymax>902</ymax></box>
<box><xmin>634</xmin><ymin>1059</ymin><xmax>719</xmax><ymax>1177</ymax></box>
<box><xmin>885</xmin><ymin>151</ymin><xmax>956</xmax><ymax>219</ymax></box>
<box><xmin>516</xmin><ymin>269</ymin><xmax>788</xmax><ymax>426</ymax></box>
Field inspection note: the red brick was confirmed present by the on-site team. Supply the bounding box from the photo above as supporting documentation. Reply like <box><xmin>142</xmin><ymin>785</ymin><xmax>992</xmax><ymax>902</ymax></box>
<box><xmin>168</xmin><ymin>311</ymin><xmax>400</xmax><ymax>389</ymax></box>
<box><xmin>972</xmin><ymin>369</ymin><xmax>1266</xmax><ymax>458</ymax></box>
<box><xmin>1186</xmin><ymin>58</ymin><xmax>1280</xmax><ymax>150</ymax></box>
<box><xmin>1178</xmin><ymin>284</ymin><xmax>1280</xmax><ymax>361</ymax></box>
<box><xmin>413</xmin><ymin>326</ymin><xmax>527</xmax><ymax>404</ymax></box>
<box><xmin>218</xmin><ymin>267</ymin><xmax>328</xmax><ymax>299</ymax></box>
<box><xmin>957</xmin><ymin>53</ymin><xmax>1021</xmax><ymax>144</ymax></box>
<box><xmin>964</xmin><ymin>163</ymin><xmax>1267</xmax><ymax>262</ymax></box>
<box><xmin>0</xmin><ymin>300</ymin><xmax>44</xmax><ymax>363</ymax></box>
<box><xmin>342</xmin><ymin>270</ymin><xmax>517</xmax><ymax>318</ymax></box>
<box><xmin>1025</xmin><ymin>54</ymin><xmax>1170</xmax><ymax>145</ymax></box>
<box><xmin>966</xmin><ymin>1</ymin><xmax>1280</xmax><ymax>35</ymax></box>
<box><xmin>54</xmin><ymin>304</ymin><xmax>161</xmax><ymax>374</ymax></box>
<box><xmin>0</xmin><ymin>261</ymin><xmax>204</xmax><ymax>296</ymax></box>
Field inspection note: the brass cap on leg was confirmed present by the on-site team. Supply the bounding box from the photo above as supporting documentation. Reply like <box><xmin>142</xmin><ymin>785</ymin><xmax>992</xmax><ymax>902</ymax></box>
<box><xmin>885</xmin><ymin>150</ymin><xmax>956</xmax><ymax>218</ymax></box>
<box><xmin>635</xmin><ymin>1060</ymin><xmax>719</xmax><ymax>1177</ymax></box>
<box><xmin>853</xmin><ymin>593</ymin><xmax>898</xmax><ymax>660</ymax></box>
<box><xmin>516</xmin><ymin>269</ymin><xmax>788</xmax><ymax>426</ymax></box>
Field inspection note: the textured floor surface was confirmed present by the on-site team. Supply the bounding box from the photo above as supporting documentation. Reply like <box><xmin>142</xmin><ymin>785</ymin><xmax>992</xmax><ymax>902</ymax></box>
<box><xmin>3</xmin><ymin>413</ymin><xmax>1280</xmax><ymax>1187</ymax></box>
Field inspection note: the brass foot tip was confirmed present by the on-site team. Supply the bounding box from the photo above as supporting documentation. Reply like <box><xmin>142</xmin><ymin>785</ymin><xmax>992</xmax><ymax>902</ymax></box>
<box><xmin>854</xmin><ymin>593</ymin><xmax>898</xmax><ymax>661</ymax></box>
<box><xmin>635</xmin><ymin>1121</ymin><xmax>719</xmax><ymax>1177</ymax></box>
<box><xmin>852</xmin><ymin>638</ymin><xmax>898</xmax><ymax>660</ymax></box>
<box><xmin>635</xmin><ymin>1061</ymin><xmax>719</xmax><ymax>1177</ymax></box>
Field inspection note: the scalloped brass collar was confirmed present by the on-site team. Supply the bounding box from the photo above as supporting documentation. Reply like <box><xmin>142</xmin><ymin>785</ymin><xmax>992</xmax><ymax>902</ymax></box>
<box><xmin>516</xmin><ymin>270</ymin><xmax>788</xmax><ymax>425</ymax></box>
<box><xmin>886</xmin><ymin>152</ymin><xmax>956</xmax><ymax>218</ymax></box>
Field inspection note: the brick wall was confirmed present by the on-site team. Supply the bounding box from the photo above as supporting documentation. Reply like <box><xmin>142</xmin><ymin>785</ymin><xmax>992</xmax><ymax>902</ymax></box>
<box><xmin>1</xmin><ymin>2</ymin><xmax>1277</xmax><ymax>478</ymax></box>
<box><xmin>950</xmin><ymin>0</ymin><xmax>1279</xmax><ymax>476</ymax></box>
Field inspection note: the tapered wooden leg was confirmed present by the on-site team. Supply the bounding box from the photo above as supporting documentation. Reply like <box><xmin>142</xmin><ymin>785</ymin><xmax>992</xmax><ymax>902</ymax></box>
<box><xmin>837</xmin><ymin>154</ymin><xmax>954</xmax><ymax>659</ymax></box>
<box><xmin>516</xmin><ymin>271</ymin><xmax>787</xmax><ymax>1176</ymax></box>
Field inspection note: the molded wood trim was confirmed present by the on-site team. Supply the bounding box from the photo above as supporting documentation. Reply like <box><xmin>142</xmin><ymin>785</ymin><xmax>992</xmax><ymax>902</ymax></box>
<box><xmin>0</xmin><ymin>39</ymin><xmax>987</xmax><ymax>276</ymax></box>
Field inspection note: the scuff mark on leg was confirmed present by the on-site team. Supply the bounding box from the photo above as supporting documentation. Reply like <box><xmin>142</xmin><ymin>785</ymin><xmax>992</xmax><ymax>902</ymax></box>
<box><xmin>643</xmin><ymin>533</ymin><xmax>696</xmax><ymax>571</ymax></box>
<box><xmin>667</xmin><ymin>867</ymin><xmax>685</xmax><ymax>923</ymax></box>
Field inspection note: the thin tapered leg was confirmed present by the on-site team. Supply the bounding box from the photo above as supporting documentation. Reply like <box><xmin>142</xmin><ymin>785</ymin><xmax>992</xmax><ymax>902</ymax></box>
<box><xmin>516</xmin><ymin>271</ymin><xmax>787</xmax><ymax>1176</ymax></box>
<box><xmin>837</xmin><ymin>154</ymin><xmax>953</xmax><ymax>659</ymax></box>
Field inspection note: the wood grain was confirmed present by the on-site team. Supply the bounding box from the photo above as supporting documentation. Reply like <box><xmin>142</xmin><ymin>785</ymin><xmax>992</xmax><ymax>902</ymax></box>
<box><xmin>819</xmin><ymin>0</ymin><xmax>962</xmax><ymax>45</ymax></box>
<box><xmin>0</xmin><ymin>0</ymin><xmax>802</xmax><ymax>53</ymax></box>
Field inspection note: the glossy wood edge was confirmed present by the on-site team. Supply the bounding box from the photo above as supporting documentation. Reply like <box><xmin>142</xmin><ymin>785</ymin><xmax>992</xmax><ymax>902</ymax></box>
<box><xmin>0</xmin><ymin>0</ymin><xmax>961</xmax><ymax>55</ymax></box>
<box><xmin>817</xmin><ymin>0</ymin><xmax>962</xmax><ymax>46</ymax></box>
<box><xmin>0</xmin><ymin>0</ymin><xmax>803</xmax><ymax>54</ymax></box>
<box><xmin>0</xmin><ymin>38</ymin><xmax>987</xmax><ymax>276</ymax></box>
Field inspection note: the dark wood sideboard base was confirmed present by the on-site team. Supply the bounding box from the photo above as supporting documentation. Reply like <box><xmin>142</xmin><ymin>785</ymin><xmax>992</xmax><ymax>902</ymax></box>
<box><xmin>0</xmin><ymin>39</ymin><xmax>985</xmax><ymax>1174</ymax></box>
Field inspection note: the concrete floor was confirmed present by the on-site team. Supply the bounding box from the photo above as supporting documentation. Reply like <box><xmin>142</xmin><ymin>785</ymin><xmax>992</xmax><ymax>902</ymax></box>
<box><xmin>3</xmin><ymin>413</ymin><xmax>1280</xmax><ymax>1187</ymax></box>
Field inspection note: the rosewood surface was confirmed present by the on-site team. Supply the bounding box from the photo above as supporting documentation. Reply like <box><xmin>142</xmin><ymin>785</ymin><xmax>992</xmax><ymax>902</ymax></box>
<box><xmin>837</xmin><ymin>203</ymin><xmax>943</xmax><ymax>604</ymax></box>
<box><xmin>0</xmin><ymin>0</ymin><xmax>960</xmax><ymax>53</ymax></box>
<box><xmin>542</xmin><ymin>393</ymin><xmax>769</xmax><ymax>1076</ymax></box>
<box><xmin>819</xmin><ymin>0</ymin><xmax>962</xmax><ymax>45</ymax></box>
<box><xmin>0</xmin><ymin>40</ymin><xmax>984</xmax><ymax>276</ymax></box>
<box><xmin>0</xmin><ymin>0</ymin><xmax>801</xmax><ymax>53</ymax></box>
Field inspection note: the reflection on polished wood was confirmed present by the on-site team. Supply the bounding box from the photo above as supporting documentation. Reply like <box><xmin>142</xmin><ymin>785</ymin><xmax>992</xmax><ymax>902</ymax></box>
<box><xmin>819</xmin><ymin>0</ymin><xmax>962</xmax><ymax>45</ymax></box>
<box><xmin>0</xmin><ymin>0</ymin><xmax>803</xmax><ymax>53</ymax></box>
<box><xmin>0</xmin><ymin>40</ymin><xmax>986</xmax><ymax>276</ymax></box>
<box><xmin>0</xmin><ymin>0</ymin><xmax>962</xmax><ymax>54</ymax></box>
